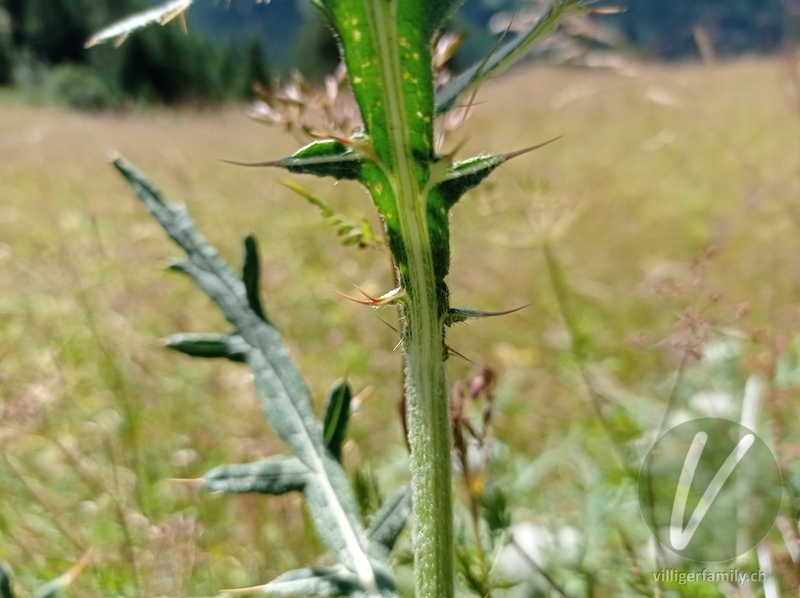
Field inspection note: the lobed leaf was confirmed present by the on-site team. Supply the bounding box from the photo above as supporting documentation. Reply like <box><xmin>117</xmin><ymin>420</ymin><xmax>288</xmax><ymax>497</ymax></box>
<box><xmin>115</xmin><ymin>157</ymin><xmax>380</xmax><ymax>593</ymax></box>
<box><xmin>84</xmin><ymin>0</ymin><xmax>192</xmax><ymax>48</ymax></box>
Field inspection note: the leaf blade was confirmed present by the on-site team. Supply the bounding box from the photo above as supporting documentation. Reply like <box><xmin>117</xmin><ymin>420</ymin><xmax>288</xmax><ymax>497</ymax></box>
<box><xmin>323</xmin><ymin>378</ymin><xmax>353</xmax><ymax>462</ymax></box>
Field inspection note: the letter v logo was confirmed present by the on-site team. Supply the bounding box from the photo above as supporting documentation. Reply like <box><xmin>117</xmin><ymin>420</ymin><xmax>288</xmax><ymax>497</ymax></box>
<box><xmin>638</xmin><ymin>417</ymin><xmax>782</xmax><ymax>562</ymax></box>
<box><xmin>669</xmin><ymin>431</ymin><xmax>755</xmax><ymax>551</ymax></box>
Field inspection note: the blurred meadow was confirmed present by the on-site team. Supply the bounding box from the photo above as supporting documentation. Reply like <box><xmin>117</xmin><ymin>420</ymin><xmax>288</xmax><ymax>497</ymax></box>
<box><xmin>2</xmin><ymin>56</ymin><xmax>800</xmax><ymax>595</ymax></box>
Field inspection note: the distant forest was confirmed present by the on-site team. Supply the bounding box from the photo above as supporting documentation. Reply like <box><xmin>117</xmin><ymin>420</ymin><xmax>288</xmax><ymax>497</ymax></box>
<box><xmin>0</xmin><ymin>0</ymin><xmax>795</xmax><ymax>107</ymax></box>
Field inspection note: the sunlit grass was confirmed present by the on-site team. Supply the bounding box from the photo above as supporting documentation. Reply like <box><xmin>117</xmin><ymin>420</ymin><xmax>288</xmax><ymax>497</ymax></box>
<box><xmin>2</xmin><ymin>57</ymin><xmax>800</xmax><ymax>595</ymax></box>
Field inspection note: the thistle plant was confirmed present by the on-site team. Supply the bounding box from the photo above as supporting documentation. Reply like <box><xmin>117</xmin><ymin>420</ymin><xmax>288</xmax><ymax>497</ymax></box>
<box><xmin>87</xmin><ymin>0</ymin><xmax>588</xmax><ymax>595</ymax></box>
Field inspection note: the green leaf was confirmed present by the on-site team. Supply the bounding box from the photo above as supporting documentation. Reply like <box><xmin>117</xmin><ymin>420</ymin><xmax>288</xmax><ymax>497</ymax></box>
<box><xmin>323</xmin><ymin>378</ymin><xmax>352</xmax><ymax>462</ymax></box>
<box><xmin>282</xmin><ymin>180</ymin><xmax>383</xmax><ymax>249</ymax></box>
<box><xmin>203</xmin><ymin>455</ymin><xmax>309</xmax><ymax>494</ymax></box>
<box><xmin>115</xmin><ymin>157</ymin><xmax>380</xmax><ymax>593</ymax></box>
<box><xmin>242</xmin><ymin>234</ymin><xmax>268</xmax><ymax>322</ymax></box>
<box><xmin>164</xmin><ymin>332</ymin><xmax>248</xmax><ymax>362</ymax></box>
<box><xmin>84</xmin><ymin>0</ymin><xmax>193</xmax><ymax>48</ymax></box>
<box><xmin>435</xmin><ymin>0</ymin><xmax>585</xmax><ymax>115</ymax></box>
<box><xmin>433</xmin><ymin>154</ymin><xmax>506</xmax><ymax>211</ymax></box>
<box><xmin>367</xmin><ymin>486</ymin><xmax>412</xmax><ymax>555</ymax></box>
<box><xmin>0</xmin><ymin>564</ymin><xmax>14</xmax><ymax>598</ymax></box>
<box><xmin>434</xmin><ymin>139</ymin><xmax>561</xmax><ymax>211</ymax></box>
<box><xmin>226</xmin><ymin>139</ymin><xmax>362</xmax><ymax>181</ymax></box>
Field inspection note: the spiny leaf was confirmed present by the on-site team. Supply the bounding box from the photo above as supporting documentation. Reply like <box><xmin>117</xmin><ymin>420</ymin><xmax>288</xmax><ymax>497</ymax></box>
<box><xmin>224</xmin><ymin>139</ymin><xmax>362</xmax><ymax>181</ymax></box>
<box><xmin>84</xmin><ymin>0</ymin><xmax>192</xmax><ymax>48</ymax></box>
<box><xmin>433</xmin><ymin>154</ymin><xmax>506</xmax><ymax>211</ymax></box>
<box><xmin>435</xmin><ymin>0</ymin><xmax>585</xmax><ymax>115</ymax></box>
<box><xmin>242</xmin><ymin>235</ymin><xmax>268</xmax><ymax>322</ymax></box>
<box><xmin>434</xmin><ymin>139</ymin><xmax>560</xmax><ymax>210</ymax></box>
<box><xmin>445</xmin><ymin>305</ymin><xmax>530</xmax><ymax>326</ymax></box>
<box><xmin>323</xmin><ymin>378</ymin><xmax>353</xmax><ymax>462</ymax></box>
<box><xmin>115</xmin><ymin>157</ymin><xmax>380</xmax><ymax>593</ymax></box>
<box><xmin>367</xmin><ymin>486</ymin><xmax>412</xmax><ymax>556</ymax></box>
<box><xmin>164</xmin><ymin>332</ymin><xmax>249</xmax><ymax>362</ymax></box>
<box><xmin>0</xmin><ymin>564</ymin><xmax>14</xmax><ymax>598</ymax></box>
<box><xmin>203</xmin><ymin>456</ymin><xmax>310</xmax><ymax>495</ymax></box>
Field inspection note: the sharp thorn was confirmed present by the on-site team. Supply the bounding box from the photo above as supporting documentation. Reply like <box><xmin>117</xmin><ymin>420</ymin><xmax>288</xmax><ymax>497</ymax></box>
<box><xmin>335</xmin><ymin>285</ymin><xmax>404</xmax><ymax>306</ymax></box>
<box><xmin>453</xmin><ymin>303</ymin><xmax>530</xmax><ymax>318</ymax></box>
<box><xmin>445</xmin><ymin>344</ymin><xmax>482</xmax><ymax>366</ymax></box>
<box><xmin>502</xmin><ymin>137</ymin><xmax>562</xmax><ymax>162</ymax></box>
<box><xmin>374</xmin><ymin>314</ymin><xmax>400</xmax><ymax>334</ymax></box>
<box><xmin>220</xmin><ymin>158</ymin><xmax>283</xmax><ymax>168</ymax></box>
<box><xmin>333</xmin><ymin>287</ymin><xmax>375</xmax><ymax>305</ymax></box>
<box><xmin>478</xmin><ymin>303</ymin><xmax>531</xmax><ymax>316</ymax></box>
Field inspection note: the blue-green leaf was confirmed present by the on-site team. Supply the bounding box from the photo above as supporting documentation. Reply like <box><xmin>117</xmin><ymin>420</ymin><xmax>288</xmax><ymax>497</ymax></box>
<box><xmin>115</xmin><ymin>158</ymin><xmax>380</xmax><ymax>593</ymax></box>
<box><xmin>225</xmin><ymin>565</ymin><xmax>398</xmax><ymax>597</ymax></box>
<box><xmin>367</xmin><ymin>486</ymin><xmax>412</xmax><ymax>556</ymax></box>
<box><xmin>203</xmin><ymin>455</ymin><xmax>309</xmax><ymax>494</ymax></box>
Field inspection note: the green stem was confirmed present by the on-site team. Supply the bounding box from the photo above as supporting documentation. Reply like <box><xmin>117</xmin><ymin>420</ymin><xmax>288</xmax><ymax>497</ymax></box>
<box><xmin>402</xmin><ymin>299</ymin><xmax>453</xmax><ymax>598</ymax></box>
<box><xmin>349</xmin><ymin>0</ymin><xmax>454</xmax><ymax>593</ymax></box>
